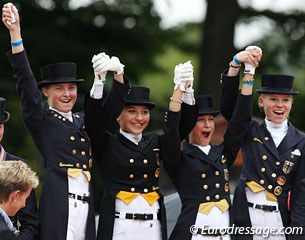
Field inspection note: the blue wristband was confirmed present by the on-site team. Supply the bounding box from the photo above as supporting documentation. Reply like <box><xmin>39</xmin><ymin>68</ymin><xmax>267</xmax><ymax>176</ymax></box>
<box><xmin>11</xmin><ymin>39</ymin><xmax>23</xmax><ymax>47</ymax></box>
<box><xmin>233</xmin><ymin>55</ymin><xmax>241</xmax><ymax>65</ymax></box>
<box><xmin>243</xmin><ymin>81</ymin><xmax>254</xmax><ymax>85</ymax></box>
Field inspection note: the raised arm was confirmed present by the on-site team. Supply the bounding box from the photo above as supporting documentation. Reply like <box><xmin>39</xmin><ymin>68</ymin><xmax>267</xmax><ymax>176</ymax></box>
<box><xmin>223</xmin><ymin>46</ymin><xmax>262</xmax><ymax>167</ymax></box>
<box><xmin>220</xmin><ymin>46</ymin><xmax>262</xmax><ymax>121</ymax></box>
<box><xmin>84</xmin><ymin>53</ymin><xmax>130</xmax><ymax>159</ymax></box>
<box><xmin>162</xmin><ymin>61</ymin><xmax>194</xmax><ymax>176</ymax></box>
<box><xmin>3</xmin><ymin>3</ymin><xmax>45</xmax><ymax>132</ymax></box>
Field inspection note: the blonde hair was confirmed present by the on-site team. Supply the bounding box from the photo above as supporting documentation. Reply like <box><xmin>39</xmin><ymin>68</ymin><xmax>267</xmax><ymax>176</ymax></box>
<box><xmin>0</xmin><ymin>161</ymin><xmax>39</xmax><ymax>203</ymax></box>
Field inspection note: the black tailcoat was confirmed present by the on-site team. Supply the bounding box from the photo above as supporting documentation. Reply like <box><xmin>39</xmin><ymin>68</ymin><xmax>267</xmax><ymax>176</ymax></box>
<box><xmin>5</xmin><ymin>152</ymin><xmax>39</xmax><ymax>240</ymax></box>
<box><xmin>0</xmin><ymin>214</ymin><xmax>16</xmax><ymax>240</ymax></box>
<box><xmin>84</xmin><ymin>82</ymin><xmax>181</xmax><ymax>240</ymax></box>
<box><xmin>220</xmin><ymin>72</ymin><xmax>305</xmax><ymax>240</ymax></box>
<box><xmin>289</xmin><ymin>178</ymin><xmax>305</xmax><ymax>240</ymax></box>
<box><xmin>166</xmin><ymin>91</ymin><xmax>253</xmax><ymax>240</ymax></box>
<box><xmin>7</xmin><ymin>50</ymin><xmax>96</xmax><ymax>240</ymax></box>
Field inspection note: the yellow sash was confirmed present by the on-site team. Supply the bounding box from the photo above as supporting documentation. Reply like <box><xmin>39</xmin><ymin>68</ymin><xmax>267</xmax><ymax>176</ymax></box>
<box><xmin>116</xmin><ymin>190</ymin><xmax>160</xmax><ymax>206</ymax></box>
<box><xmin>246</xmin><ymin>181</ymin><xmax>277</xmax><ymax>202</ymax></box>
<box><xmin>198</xmin><ymin>199</ymin><xmax>230</xmax><ymax>215</ymax></box>
<box><xmin>67</xmin><ymin>168</ymin><xmax>91</xmax><ymax>182</ymax></box>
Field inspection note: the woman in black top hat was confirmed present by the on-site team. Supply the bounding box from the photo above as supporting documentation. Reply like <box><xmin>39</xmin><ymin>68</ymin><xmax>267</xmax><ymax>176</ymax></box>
<box><xmin>85</xmin><ymin>56</ymin><xmax>193</xmax><ymax>239</ymax></box>
<box><xmin>164</xmin><ymin>47</ymin><xmax>261</xmax><ymax>240</ymax></box>
<box><xmin>2</xmin><ymin>4</ymin><xmax>106</xmax><ymax>239</ymax></box>
<box><xmin>0</xmin><ymin>97</ymin><xmax>39</xmax><ymax>240</ymax></box>
<box><xmin>220</xmin><ymin>49</ymin><xmax>305</xmax><ymax>239</ymax></box>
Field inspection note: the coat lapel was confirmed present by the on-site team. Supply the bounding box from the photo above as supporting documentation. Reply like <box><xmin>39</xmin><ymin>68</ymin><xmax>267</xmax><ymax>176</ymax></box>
<box><xmin>47</xmin><ymin>109</ymin><xmax>88</xmax><ymax>139</ymax></box>
<box><xmin>277</xmin><ymin>123</ymin><xmax>303</xmax><ymax>155</ymax></box>
<box><xmin>257</xmin><ymin>122</ymin><xmax>279</xmax><ymax>159</ymax></box>
<box><xmin>116</xmin><ymin>132</ymin><xmax>152</xmax><ymax>154</ymax></box>
<box><xmin>183</xmin><ymin>142</ymin><xmax>222</xmax><ymax>169</ymax></box>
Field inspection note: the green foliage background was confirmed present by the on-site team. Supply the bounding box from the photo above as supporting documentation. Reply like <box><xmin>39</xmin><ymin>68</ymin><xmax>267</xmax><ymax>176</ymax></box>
<box><xmin>1</xmin><ymin>0</ymin><xmax>305</xmax><ymax>210</ymax></box>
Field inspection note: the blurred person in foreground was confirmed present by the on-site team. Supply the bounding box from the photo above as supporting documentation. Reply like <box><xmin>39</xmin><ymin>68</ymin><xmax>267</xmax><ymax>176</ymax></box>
<box><xmin>0</xmin><ymin>96</ymin><xmax>39</xmax><ymax>240</ymax></box>
<box><xmin>0</xmin><ymin>160</ymin><xmax>39</xmax><ymax>240</ymax></box>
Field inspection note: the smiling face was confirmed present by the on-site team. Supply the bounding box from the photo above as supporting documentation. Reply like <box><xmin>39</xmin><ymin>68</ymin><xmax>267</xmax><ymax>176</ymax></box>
<box><xmin>117</xmin><ymin>105</ymin><xmax>150</xmax><ymax>135</ymax></box>
<box><xmin>42</xmin><ymin>83</ymin><xmax>77</xmax><ymax>113</ymax></box>
<box><xmin>258</xmin><ymin>94</ymin><xmax>293</xmax><ymax>124</ymax></box>
<box><xmin>189</xmin><ymin>114</ymin><xmax>215</xmax><ymax>147</ymax></box>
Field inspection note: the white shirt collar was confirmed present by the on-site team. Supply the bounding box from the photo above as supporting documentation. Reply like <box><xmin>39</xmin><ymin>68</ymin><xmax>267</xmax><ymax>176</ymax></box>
<box><xmin>49</xmin><ymin>107</ymin><xmax>73</xmax><ymax>122</ymax></box>
<box><xmin>193</xmin><ymin>144</ymin><xmax>211</xmax><ymax>155</ymax></box>
<box><xmin>119</xmin><ymin>129</ymin><xmax>142</xmax><ymax>145</ymax></box>
<box><xmin>265</xmin><ymin>118</ymin><xmax>288</xmax><ymax>130</ymax></box>
<box><xmin>265</xmin><ymin>118</ymin><xmax>288</xmax><ymax>147</ymax></box>
<box><xmin>0</xmin><ymin>208</ymin><xmax>14</xmax><ymax>231</ymax></box>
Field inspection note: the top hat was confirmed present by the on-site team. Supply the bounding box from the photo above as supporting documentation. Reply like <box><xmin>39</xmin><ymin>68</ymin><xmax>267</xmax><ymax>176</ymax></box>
<box><xmin>256</xmin><ymin>74</ymin><xmax>299</xmax><ymax>95</ymax></box>
<box><xmin>195</xmin><ymin>95</ymin><xmax>219</xmax><ymax>116</ymax></box>
<box><xmin>125</xmin><ymin>86</ymin><xmax>156</xmax><ymax>109</ymax></box>
<box><xmin>37</xmin><ymin>62</ymin><xmax>84</xmax><ymax>89</ymax></box>
<box><xmin>0</xmin><ymin>97</ymin><xmax>10</xmax><ymax>124</ymax></box>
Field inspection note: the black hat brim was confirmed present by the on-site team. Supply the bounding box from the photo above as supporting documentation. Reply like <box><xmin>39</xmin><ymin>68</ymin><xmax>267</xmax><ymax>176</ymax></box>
<box><xmin>37</xmin><ymin>78</ymin><xmax>84</xmax><ymax>89</ymax></box>
<box><xmin>0</xmin><ymin>111</ymin><xmax>10</xmax><ymax>124</ymax></box>
<box><xmin>125</xmin><ymin>101</ymin><xmax>156</xmax><ymax>109</ymax></box>
<box><xmin>256</xmin><ymin>89</ymin><xmax>299</xmax><ymax>95</ymax></box>
<box><xmin>198</xmin><ymin>110</ymin><xmax>219</xmax><ymax>117</ymax></box>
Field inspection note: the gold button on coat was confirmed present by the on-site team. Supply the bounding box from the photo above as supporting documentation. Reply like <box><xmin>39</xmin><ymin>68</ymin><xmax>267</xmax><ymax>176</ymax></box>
<box><xmin>203</xmin><ymin>185</ymin><xmax>208</xmax><ymax>190</ymax></box>
<box><xmin>201</xmin><ymin>173</ymin><xmax>206</xmax><ymax>179</ymax></box>
<box><xmin>215</xmin><ymin>171</ymin><xmax>220</xmax><ymax>176</ymax></box>
<box><xmin>206</xmin><ymin>196</ymin><xmax>210</xmax><ymax>201</ymax></box>
<box><xmin>143</xmin><ymin>174</ymin><xmax>148</xmax><ymax>179</ymax></box>
<box><xmin>215</xmin><ymin>183</ymin><xmax>220</xmax><ymax>188</ymax></box>
<box><xmin>131</xmin><ymin>187</ymin><xmax>135</xmax><ymax>192</ymax></box>
<box><xmin>260</xmin><ymin>180</ymin><xmax>265</xmax><ymax>185</ymax></box>
<box><xmin>81</xmin><ymin>138</ymin><xmax>85</xmax><ymax>142</ymax></box>
<box><xmin>143</xmin><ymin>159</ymin><xmax>148</xmax><ymax>164</ymax></box>
<box><xmin>76</xmin><ymin>163</ymin><xmax>80</xmax><ymax>168</ymax></box>
<box><xmin>268</xmin><ymin>185</ymin><xmax>273</xmax><ymax>190</ymax></box>
<box><xmin>276</xmin><ymin>161</ymin><xmax>280</xmax><ymax>166</ymax></box>
<box><xmin>262</xmin><ymin>155</ymin><xmax>267</xmax><ymax>160</ymax></box>
<box><xmin>83</xmin><ymin>164</ymin><xmax>87</xmax><ymax>169</ymax></box>
<box><xmin>70</xmin><ymin>136</ymin><xmax>75</xmax><ymax>141</ymax></box>
<box><xmin>81</xmin><ymin>151</ymin><xmax>86</xmax><ymax>156</ymax></box>
<box><xmin>144</xmin><ymin>188</ymin><xmax>148</xmax><ymax>193</ymax></box>
<box><xmin>72</xmin><ymin>150</ymin><xmax>77</xmax><ymax>154</ymax></box>
<box><xmin>261</xmin><ymin>167</ymin><xmax>266</xmax><ymax>172</ymax></box>
<box><xmin>129</xmin><ymin>174</ymin><xmax>134</xmax><ymax>179</ymax></box>
<box><xmin>215</xmin><ymin>194</ymin><xmax>220</xmax><ymax>200</ymax></box>
<box><xmin>129</xmin><ymin>159</ymin><xmax>134</xmax><ymax>164</ymax></box>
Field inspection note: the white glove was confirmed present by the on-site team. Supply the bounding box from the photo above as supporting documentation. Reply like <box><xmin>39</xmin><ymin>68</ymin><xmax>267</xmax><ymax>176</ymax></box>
<box><xmin>6</xmin><ymin>3</ymin><xmax>16</xmax><ymax>25</ymax></box>
<box><xmin>174</xmin><ymin>60</ymin><xmax>194</xmax><ymax>92</ymax></box>
<box><xmin>244</xmin><ymin>46</ymin><xmax>262</xmax><ymax>75</ymax></box>
<box><xmin>95</xmin><ymin>56</ymin><xmax>124</xmax><ymax>75</ymax></box>
<box><xmin>92</xmin><ymin>52</ymin><xmax>110</xmax><ymax>83</ymax></box>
